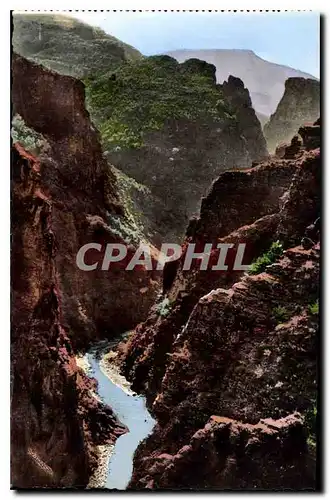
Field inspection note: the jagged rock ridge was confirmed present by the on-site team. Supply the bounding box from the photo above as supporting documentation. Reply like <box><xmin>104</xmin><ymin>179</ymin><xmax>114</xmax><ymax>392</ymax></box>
<box><xmin>116</xmin><ymin>120</ymin><xmax>320</xmax><ymax>490</ymax></box>
<box><xmin>166</xmin><ymin>49</ymin><xmax>318</xmax><ymax>117</ymax></box>
<box><xmin>12</xmin><ymin>54</ymin><xmax>159</xmax><ymax>349</ymax></box>
<box><xmin>264</xmin><ymin>77</ymin><xmax>320</xmax><ymax>152</ymax></box>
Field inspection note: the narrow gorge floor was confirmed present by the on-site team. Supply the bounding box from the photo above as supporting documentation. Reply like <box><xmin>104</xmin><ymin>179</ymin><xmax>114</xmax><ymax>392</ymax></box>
<box><xmin>80</xmin><ymin>340</ymin><xmax>156</xmax><ymax>490</ymax></box>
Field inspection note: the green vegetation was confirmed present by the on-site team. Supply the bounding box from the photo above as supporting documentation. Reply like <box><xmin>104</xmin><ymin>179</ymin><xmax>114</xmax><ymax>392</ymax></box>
<box><xmin>305</xmin><ymin>403</ymin><xmax>317</xmax><ymax>449</ymax></box>
<box><xmin>85</xmin><ymin>55</ymin><xmax>234</xmax><ymax>150</ymax></box>
<box><xmin>248</xmin><ymin>240</ymin><xmax>284</xmax><ymax>275</ymax></box>
<box><xmin>11</xmin><ymin>114</ymin><xmax>48</xmax><ymax>155</ymax></box>
<box><xmin>308</xmin><ymin>300</ymin><xmax>319</xmax><ymax>316</ymax></box>
<box><xmin>109</xmin><ymin>167</ymin><xmax>151</xmax><ymax>244</ymax></box>
<box><xmin>272</xmin><ymin>305</ymin><xmax>290</xmax><ymax>324</ymax></box>
<box><xmin>13</xmin><ymin>13</ymin><xmax>142</xmax><ymax>78</ymax></box>
<box><xmin>106</xmin><ymin>213</ymin><xmax>141</xmax><ymax>246</ymax></box>
<box><xmin>156</xmin><ymin>297</ymin><xmax>173</xmax><ymax>318</ymax></box>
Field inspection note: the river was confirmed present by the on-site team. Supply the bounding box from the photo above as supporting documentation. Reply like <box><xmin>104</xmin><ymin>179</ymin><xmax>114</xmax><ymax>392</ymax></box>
<box><xmin>84</xmin><ymin>340</ymin><xmax>156</xmax><ymax>490</ymax></box>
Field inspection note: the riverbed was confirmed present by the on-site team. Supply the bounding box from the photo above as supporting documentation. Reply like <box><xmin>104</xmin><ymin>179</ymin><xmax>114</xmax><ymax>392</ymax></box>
<box><xmin>80</xmin><ymin>340</ymin><xmax>156</xmax><ymax>490</ymax></box>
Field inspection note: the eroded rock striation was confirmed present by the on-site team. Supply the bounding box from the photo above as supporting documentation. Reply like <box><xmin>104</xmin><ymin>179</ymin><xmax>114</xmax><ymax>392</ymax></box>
<box><xmin>264</xmin><ymin>77</ymin><xmax>320</xmax><ymax>153</ymax></box>
<box><xmin>11</xmin><ymin>144</ymin><xmax>127</xmax><ymax>488</ymax></box>
<box><xmin>118</xmin><ymin>120</ymin><xmax>320</xmax><ymax>490</ymax></box>
<box><xmin>12</xmin><ymin>54</ymin><xmax>159</xmax><ymax>349</ymax></box>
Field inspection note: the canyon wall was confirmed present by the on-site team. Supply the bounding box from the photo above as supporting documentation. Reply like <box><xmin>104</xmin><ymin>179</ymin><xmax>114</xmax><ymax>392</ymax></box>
<box><xmin>11</xmin><ymin>144</ymin><xmax>127</xmax><ymax>488</ymax></box>
<box><xmin>11</xmin><ymin>55</ymin><xmax>160</xmax><ymax>488</ymax></box>
<box><xmin>118</xmin><ymin>120</ymin><xmax>320</xmax><ymax>490</ymax></box>
<box><xmin>12</xmin><ymin>54</ymin><xmax>159</xmax><ymax>349</ymax></box>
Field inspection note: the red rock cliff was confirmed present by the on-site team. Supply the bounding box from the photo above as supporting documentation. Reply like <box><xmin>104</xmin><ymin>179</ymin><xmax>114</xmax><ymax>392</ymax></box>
<box><xmin>11</xmin><ymin>144</ymin><xmax>127</xmax><ymax>488</ymax></box>
<box><xmin>11</xmin><ymin>54</ymin><xmax>161</xmax><ymax>488</ymax></box>
<box><xmin>12</xmin><ymin>54</ymin><xmax>159</xmax><ymax>349</ymax></box>
<box><xmin>117</xmin><ymin>120</ymin><xmax>320</xmax><ymax>490</ymax></box>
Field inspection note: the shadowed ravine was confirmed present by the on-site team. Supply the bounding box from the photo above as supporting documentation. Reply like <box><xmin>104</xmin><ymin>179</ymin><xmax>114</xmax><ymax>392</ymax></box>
<box><xmin>86</xmin><ymin>342</ymin><xmax>156</xmax><ymax>490</ymax></box>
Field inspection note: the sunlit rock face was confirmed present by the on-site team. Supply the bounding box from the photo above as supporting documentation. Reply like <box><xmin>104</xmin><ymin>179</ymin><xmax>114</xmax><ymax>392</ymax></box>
<box><xmin>264</xmin><ymin>77</ymin><xmax>320</xmax><ymax>153</ymax></box>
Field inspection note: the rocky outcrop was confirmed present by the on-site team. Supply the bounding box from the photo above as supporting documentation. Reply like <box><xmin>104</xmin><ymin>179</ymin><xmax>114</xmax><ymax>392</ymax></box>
<box><xmin>264</xmin><ymin>78</ymin><xmax>320</xmax><ymax>152</ymax></box>
<box><xmin>11</xmin><ymin>144</ymin><xmax>127</xmax><ymax>488</ymax></box>
<box><xmin>117</xmin><ymin>120</ymin><xmax>320</xmax><ymax>490</ymax></box>
<box><xmin>87</xmin><ymin>56</ymin><xmax>268</xmax><ymax>244</ymax></box>
<box><xmin>130</xmin><ymin>414</ymin><xmax>315</xmax><ymax>490</ymax></box>
<box><xmin>222</xmin><ymin>76</ymin><xmax>268</xmax><ymax>161</ymax></box>
<box><xmin>120</xmin><ymin>122</ymin><xmax>319</xmax><ymax>400</ymax></box>
<box><xmin>12</xmin><ymin>54</ymin><xmax>160</xmax><ymax>349</ymax></box>
<box><xmin>126</xmin><ymin>241</ymin><xmax>319</xmax><ymax>490</ymax></box>
<box><xmin>12</xmin><ymin>53</ymin><xmax>122</xmax><ymax>214</ymax></box>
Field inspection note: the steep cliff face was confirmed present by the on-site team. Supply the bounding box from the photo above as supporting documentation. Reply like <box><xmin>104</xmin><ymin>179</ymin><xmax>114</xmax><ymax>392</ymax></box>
<box><xmin>12</xmin><ymin>54</ymin><xmax>159</xmax><ymax>349</ymax></box>
<box><xmin>86</xmin><ymin>56</ymin><xmax>268</xmax><ymax>244</ymax></box>
<box><xmin>11</xmin><ymin>55</ymin><xmax>163</xmax><ymax>488</ymax></box>
<box><xmin>222</xmin><ymin>76</ymin><xmax>268</xmax><ymax>161</ymax></box>
<box><xmin>131</xmin><ymin>413</ymin><xmax>315</xmax><ymax>490</ymax></box>
<box><xmin>117</xmin><ymin>120</ymin><xmax>320</xmax><ymax>490</ymax></box>
<box><xmin>264</xmin><ymin>78</ymin><xmax>320</xmax><ymax>152</ymax></box>
<box><xmin>11</xmin><ymin>144</ymin><xmax>127</xmax><ymax>488</ymax></box>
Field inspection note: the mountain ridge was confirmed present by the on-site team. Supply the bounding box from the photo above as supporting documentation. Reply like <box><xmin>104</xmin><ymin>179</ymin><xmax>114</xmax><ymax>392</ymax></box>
<box><xmin>165</xmin><ymin>48</ymin><xmax>318</xmax><ymax>117</ymax></box>
<box><xmin>13</xmin><ymin>13</ymin><xmax>142</xmax><ymax>78</ymax></box>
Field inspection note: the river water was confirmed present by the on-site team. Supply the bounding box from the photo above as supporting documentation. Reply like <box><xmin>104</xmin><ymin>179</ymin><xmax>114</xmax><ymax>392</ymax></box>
<box><xmin>86</xmin><ymin>341</ymin><xmax>155</xmax><ymax>490</ymax></box>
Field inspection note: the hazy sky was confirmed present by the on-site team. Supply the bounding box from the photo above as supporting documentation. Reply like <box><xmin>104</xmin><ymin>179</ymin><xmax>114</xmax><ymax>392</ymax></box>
<box><xmin>68</xmin><ymin>11</ymin><xmax>320</xmax><ymax>77</ymax></box>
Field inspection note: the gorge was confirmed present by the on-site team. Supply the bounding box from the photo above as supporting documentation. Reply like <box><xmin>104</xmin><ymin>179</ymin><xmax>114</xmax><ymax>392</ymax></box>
<box><xmin>11</xmin><ymin>13</ymin><xmax>320</xmax><ymax>491</ymax></box>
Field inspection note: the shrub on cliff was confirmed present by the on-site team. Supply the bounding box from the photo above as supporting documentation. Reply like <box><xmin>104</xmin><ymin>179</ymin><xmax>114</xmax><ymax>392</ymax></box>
<box><xmin>156</xmin><ymin>297</ymin><xmax>173</xmax><ymax>317</ymax></box>
<box><xmin>85</xmin><ymin>56</ymin><xmax>235</xmax><ymax>150</ymax></box>
<box><xmin>11</xmin><ymin>114</ymin><xmax>48</xmax><ymax>155</ymax></box>
<box><xmin>308</xmin><ymin>300</ymin><xmax>319</xmax><ymax>316</ymax></box>
<box><xmin>105</xmin><ymin>167</ymin><xmax>154</xmax><ymax>245</ymax></box>
<box><xmin>272</xmin><ymin>305</ymin><xmax>290</xmax><ymax>324</ymax></box>
<box><xmin>248</xmin><ymin>240</ymin><xmax>283</xmax><ymax>275</ymax></box>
